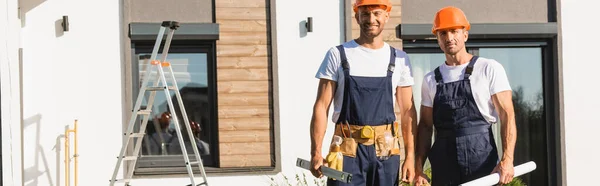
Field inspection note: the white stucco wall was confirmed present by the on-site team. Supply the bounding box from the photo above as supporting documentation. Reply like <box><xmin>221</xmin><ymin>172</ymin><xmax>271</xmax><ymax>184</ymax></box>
<box><xmin>1</xmin><ymin>0</ymin><xmax>24</xmax><ymax>185</ymax></box>
<box><xmin>15</xmin><ymin>0</ymin><xmax>123</xmax><ymax>185</ymax></box>
<box><xmin>559</xmin><ymin>0</ymin><xmax>600</xmax><ymax>185</ymax></box>
<box><xmin>271</xmin><ymin>0</ymin><xmax>345</xmax><ymax>183</ymax></box>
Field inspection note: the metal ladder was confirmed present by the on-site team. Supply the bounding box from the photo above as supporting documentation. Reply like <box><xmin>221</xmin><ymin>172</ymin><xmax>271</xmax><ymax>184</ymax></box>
<box><xmin>109</xmin><ymin>20</ymin><xmax>209</xmax><ymax>186</ymax></box>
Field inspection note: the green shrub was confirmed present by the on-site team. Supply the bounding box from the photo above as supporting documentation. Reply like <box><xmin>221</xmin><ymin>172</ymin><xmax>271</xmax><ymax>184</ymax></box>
<box><xmin>267</xmin><ymin>172</ymin><xmax>327</xmax><ymax>186</ymax></box>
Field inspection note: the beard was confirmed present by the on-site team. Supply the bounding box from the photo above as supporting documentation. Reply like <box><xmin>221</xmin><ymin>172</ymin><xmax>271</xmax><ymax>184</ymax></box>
<box><xmin>360</xmin><ymin>24</ymin><xmax>383</xmax><ymax>38</ymax></box>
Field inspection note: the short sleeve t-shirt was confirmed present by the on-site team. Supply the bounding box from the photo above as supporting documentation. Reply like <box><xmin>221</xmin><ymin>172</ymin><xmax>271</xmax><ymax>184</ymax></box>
<box><xmin>315</xmin><ymin>40</ymin><xmax>415</xmax><ymax>123</ymax></box>
<box><xmin>420</xmin><ymin>57</ymin><xmax>512</xmax><ymax>123</ymax></box>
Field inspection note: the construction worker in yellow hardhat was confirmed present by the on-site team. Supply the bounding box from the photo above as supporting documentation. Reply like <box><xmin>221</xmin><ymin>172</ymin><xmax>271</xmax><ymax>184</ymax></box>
<box><xmin>310</xmin><ymin>0</ymin><xmax>418</xmax><ymax>185</ymax></box>
<box><xmin>414</xmin><ymin>6</ymin><xmax>517</xmax><ymax>186</ymax></box>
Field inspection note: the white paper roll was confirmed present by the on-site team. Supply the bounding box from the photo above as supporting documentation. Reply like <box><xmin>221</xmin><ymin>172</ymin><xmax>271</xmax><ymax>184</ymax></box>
<box><xmin>459</xmin><ymin>161</ymin><xmax>537</xmax><ymax>186</ymax></box>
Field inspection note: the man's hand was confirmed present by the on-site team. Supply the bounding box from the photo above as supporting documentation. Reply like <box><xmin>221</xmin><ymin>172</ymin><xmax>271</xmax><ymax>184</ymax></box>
<box><xmin>414</xmin><ymin>171</ymin><xmax>430</xmax><ymax>186</ymax></box>
<box><xmin>310</xmin><ymin>154</ymin><xmax>325</xmax><ymax>178</ymax></box>
<box><xmin>492</xmin><ymin>160</ymin><xmax>514</xmax><ymax>185</ymax></box>
<box><xmin>401</xmin><ymin>157</ymin><xmax>415</xmax><ymax>183</ymax></box>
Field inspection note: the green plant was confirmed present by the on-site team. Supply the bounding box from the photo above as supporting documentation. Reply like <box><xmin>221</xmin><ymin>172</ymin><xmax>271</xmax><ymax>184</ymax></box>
<box><xmin>505</xmin><ymin>177</ymin><xmax>527</xmax><ymax>186</ymax></box>
<box><xmin>267</xmin><ymin>172</ymin><xmax>327</xmax><ymax>186</ymax></box>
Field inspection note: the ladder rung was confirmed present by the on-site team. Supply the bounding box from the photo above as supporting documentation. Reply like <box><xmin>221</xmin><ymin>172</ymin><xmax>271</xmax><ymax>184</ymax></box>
<box><xmin>146</xmin><ymin>86</ymin><xmax>175</xmax><ymax>91</ymax></box>
<box><xmin>189</xmin><ymin>161</ymin><xmax>200</xmax><ymax>165</ymax></box>
<box><xmin>111</xmin><ymin>178</ymin><xmax>132</xmax><ymax>183</ymax></box>
<box><xmin>136</xmin><ymin>110</ymin><xmax>152</xmax><ymax>115</ymax></box>
<box><xmin>128</xmin><ymin>133</ymin><xmax>145</xmax><ymax>138</ymax></box>
<box><xmin>120</xmin><ymin>156</ymin><xmax>139</xmax><ymax>161</ymax></box>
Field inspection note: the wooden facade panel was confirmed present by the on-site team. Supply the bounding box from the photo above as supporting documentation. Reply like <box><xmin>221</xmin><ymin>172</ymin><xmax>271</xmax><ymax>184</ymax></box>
<box><xmin>217</xmin><ymin>57</ymin><xmax>269</xmax><ymax>69</ymax></box>
<box><xmin>217</xmin><ymin>32</ymin><xmax>269</xmax><ymax>45</ymax></box>
<box><xmin>215</xmin><ymin>0</ymin><xmax>268</xmax><ymax>8</ymax></box>
<box><xmin>217</xmin><ymin>45</ymin><xmax>269</xmax><ymax>57</ymax></box>
<box><xmin>217</xmin><ymin>68</ymin><xmax>269</xmax><ymax>81</ymax></box>
<box><xmin>215</xmin><ymin>0</ymin><xmax>274</xmax><ymax>168</ymax></box>
<box><xmin>220</xmin><ymin>142</ymin><xmax>272</xmax><ymax>155</ymax></box>
<box><xmin>218</xmin><ymin>105</ymin><xmax>270</xmax><ymax>118</ymax></box>
<box><xmin>217</xmin><ymin>81</ymin><xmax>269</xmax><ymax>93</ymax></box>
<box><xmin>219</xmin><ymin>130</ymin><xmax>271</xmax><ymax>143</ymax></box>
<box><xmin>218</xmin><ymin>93</ymin><xmax>269</xmax><ymax>106</ymax></box>
<box><xmin>217</xmin><ymin>20</ymin><xmax>268</xmax><ymax>32</ymax></box>
<box><xmin>216</xmin><ymin>7</ymin><xmax>267</xmax><ymax>20</ymax></box>
<box><xmin>219</xmin><ymin>154</ymin><xmax>272</xmax><ymax>167</ymax></box>
<box><xmin>219</xmin><ymin>117</ymin><xmax>271</xmax><ymax>131</ymax></box>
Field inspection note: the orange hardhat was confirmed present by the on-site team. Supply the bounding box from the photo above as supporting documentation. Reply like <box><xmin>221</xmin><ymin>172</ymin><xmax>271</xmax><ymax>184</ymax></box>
<box><xmin>431</xmin><ymin>6</ymin><xmax>470</xmax><ymax>34</ymax></box>
<box><xmin>158</xmin><ymin>112</ymin><xmax>172</xmax><ymax>128</ymax></box>
<box><xmin>353</xmin><ymin>0</ymin><xmax>392</xmax><ymax>12</ymax></box>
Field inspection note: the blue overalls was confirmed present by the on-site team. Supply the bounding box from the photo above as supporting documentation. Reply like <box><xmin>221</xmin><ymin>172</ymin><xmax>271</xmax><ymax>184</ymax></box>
<box><xmin>428</xmin><ymin>56</ymin><xmax>499</xmax><ymax>186</ymax></box>
<box><xmin>327</xmin><ymin>45</ymin><xmax>400</xmax><ymax>186</ymax></box>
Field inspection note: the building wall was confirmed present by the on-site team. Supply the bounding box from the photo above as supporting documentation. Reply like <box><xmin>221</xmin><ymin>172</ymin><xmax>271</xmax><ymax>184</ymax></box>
<box><xmin>16</xmin><ymin>0</ymin><xmax>124</xmax><ymax>186</ymax></box>
<box><xmin>559</xmin><ymin>0</ymin><xmax>600</xmax><ymax>185</ymax></box>
<box><xmin>129</xmin><ymin>0</ymin><xmax>212</xmax><ymax>23</ymax></box>
<box><xmin>402</xmin><ymin>0</ymin><xmax>550</xmax><ymax>24</ymax></box>
<box><xmin>1</xmin><ymin>0</ymin><xmax>23</xmax><ymax>185</ymax></box>
<box><xmin>2</xmin><ymin>0</ymin><xmax>598</xmax><ymax>185</ymax></box>
<box><xmin>271</xmin><ymin>0</ymin><xmax>345</xmax><ymax>180</ymax></box>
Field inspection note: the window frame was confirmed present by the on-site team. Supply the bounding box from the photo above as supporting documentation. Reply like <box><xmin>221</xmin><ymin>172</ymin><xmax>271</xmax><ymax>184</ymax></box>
<box><xmin>130</xmin><ymin>40</ymin><xmax>220</xmax><ymax>175</ymax></box>
<box><xmin>403</xmin><ymin>38</ymin><xmax>561</xmax><ymax>185</ymax></box>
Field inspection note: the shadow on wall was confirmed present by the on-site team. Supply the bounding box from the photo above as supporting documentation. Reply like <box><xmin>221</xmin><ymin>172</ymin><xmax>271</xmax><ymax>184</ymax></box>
<box><xmin>18</xmin><ymin>0</ymin><xmax>48</xmax><ymax>28</ymax></box>
<box><xmin>22</xmin><ymin>114</ymin><xmax>55</xmax><ymax>186</ymax></box>
<box><xmin>54</xmin><ymin>19</ymin><xmax>64</xmax><ymax>37</ymax></box>
<box><xmin>299</xmin><ymin>20</ymin><xmax>308</xmax><ymax>38</ymax></box>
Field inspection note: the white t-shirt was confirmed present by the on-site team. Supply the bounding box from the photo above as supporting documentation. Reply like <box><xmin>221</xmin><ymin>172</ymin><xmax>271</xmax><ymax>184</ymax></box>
<box><xmin>315</xmin><ymin>40</ymin><xmax>415</xmax><ymax>123</ymax></box>
<box><xmin>421</xmin><ymin>57</ymin><xmax>511</xmax><ymax>124</ymax></box>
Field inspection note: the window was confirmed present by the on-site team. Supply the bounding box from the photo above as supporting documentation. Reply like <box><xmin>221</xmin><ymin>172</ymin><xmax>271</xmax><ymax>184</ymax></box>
<box><xmin>130</xmin><ymin>40</ymin><xmax>218</xmax><ymax>175</ymax></box>
<box><xmin>405</xmin><ymin>40</ymin><xmax>558</xmax><ymax>185</ymax></box>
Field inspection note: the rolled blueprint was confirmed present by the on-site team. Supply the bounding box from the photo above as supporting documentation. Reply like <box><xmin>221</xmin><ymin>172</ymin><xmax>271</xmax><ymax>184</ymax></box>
<box><xmin>460</xmin><ymin>161</ymin><xmax>537</xmax><ymax>186</ymax></box>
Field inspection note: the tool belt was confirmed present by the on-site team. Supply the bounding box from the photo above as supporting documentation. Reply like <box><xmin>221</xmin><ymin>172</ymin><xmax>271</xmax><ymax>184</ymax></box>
<box><xmin>332</xmin><ymin>122</ymin><xmax>402</xmax><ymax>158</ymax></box>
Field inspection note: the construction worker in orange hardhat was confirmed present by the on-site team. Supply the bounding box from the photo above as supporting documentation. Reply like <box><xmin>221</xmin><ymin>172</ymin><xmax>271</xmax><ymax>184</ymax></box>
<box><xmin>310</xmin><ymin>0</ymin><xmax>418</xmax><ymax>185</ymax></box>
<box><xmin>414</xmin><ymin>6</ymin><xmax>517</xmax><ymax>186</ymax></box>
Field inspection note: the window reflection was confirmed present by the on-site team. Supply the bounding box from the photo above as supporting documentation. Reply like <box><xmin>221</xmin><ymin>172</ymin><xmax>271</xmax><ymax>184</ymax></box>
<box><xmin>136</xmin><ymin>53</ymin><xmax>212</xmax><ymax>158</ymax></box>
<box><xmin>480</xmin><ymin>48</ymin><xmax>545</xmax><ymax>185</ymax></box>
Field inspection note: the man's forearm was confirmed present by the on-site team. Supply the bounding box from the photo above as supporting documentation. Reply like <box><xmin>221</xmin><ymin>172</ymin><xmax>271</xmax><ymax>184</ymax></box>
<box><xmin>401</xmin><ymin>108</ymin><xmax>417</xmax><ymax>159</ymax></box>
<box><xmin>500</xmin><ymin>112</ymin><xmax>517</xmax><ymax>162</ymax></box>
<box><xmin>415</xmin><ymin>123</ymin><xmax>433</xmax><ymax>171</ymax></box>
<box><xmin>310</xmin><ymin>104</ymin><xmax>328</xmax><ymax>156</ymax></box>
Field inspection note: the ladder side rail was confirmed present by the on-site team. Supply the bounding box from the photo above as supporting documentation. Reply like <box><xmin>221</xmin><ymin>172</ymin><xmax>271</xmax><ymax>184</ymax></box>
<box><xmin>149</xmin><ymin>26</ymin><xmax>167</xmax><ymax>63</ymax></box>
<box><xmin>122</xmin><ymin>70</ymin><xmax>164</xmax><ymax>183</ymax></box>
<box><xmin>110</xmin><ymin>26</ymin><xmax>166</xmax><ymax>186</ymax></box>
<box><xmin>166</xmin><ymin>64</ymin><xmax>209</xmax><ymax>182</ymax></box>
<box><xmin>110</xmin><ymin>63</ymin><xmax>158</xmax><ymax>185</ymax></box>
<box><xmin>156</xmin><ymin>26</ymin><xmax>198</xmax><ymax>186</ymax></box>
<box><xmin>157</xmin><ymin>64</ymin><xmax>197</xmax><ymax>186</ymax></box>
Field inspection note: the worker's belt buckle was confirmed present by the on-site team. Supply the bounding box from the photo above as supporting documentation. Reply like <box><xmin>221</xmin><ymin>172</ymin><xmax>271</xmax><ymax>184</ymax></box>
<box><xmin>360</xmin><ymin>125</ymin><xmax>375</xmax><ymax>139</ymax></box>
